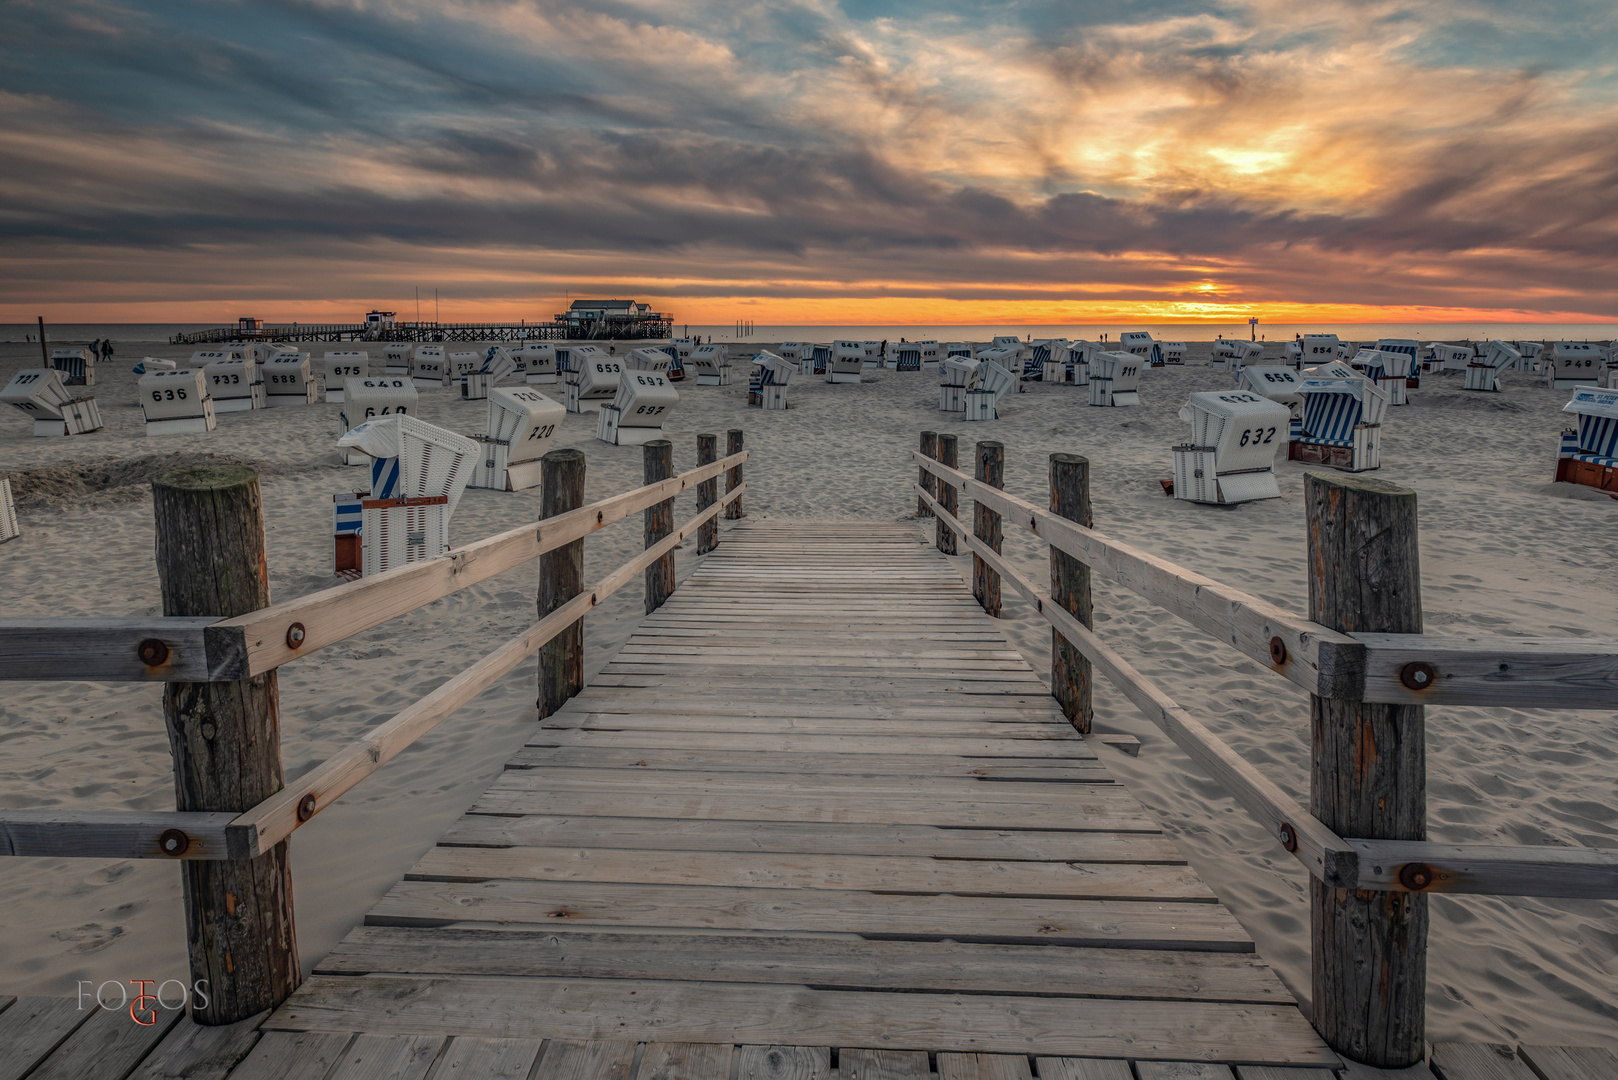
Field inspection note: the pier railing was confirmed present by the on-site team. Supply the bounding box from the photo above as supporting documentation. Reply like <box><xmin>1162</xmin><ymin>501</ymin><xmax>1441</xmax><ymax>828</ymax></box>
<box><xmin>913</xmin><ymin>433</ymin><xmax>1617</xmax><ymax>1068</ymax></box>
<box><xmin>0</xmin><ymin>432</ymin><xmax>745</xmax><ymax>1022</ymax></box>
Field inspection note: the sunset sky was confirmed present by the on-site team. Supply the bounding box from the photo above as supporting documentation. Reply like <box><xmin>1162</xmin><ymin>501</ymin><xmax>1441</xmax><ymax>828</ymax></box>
<box><xmin>3</xmin><ymin>0</ymin><xmax>1616</xmax><ymax>326</ymax></box>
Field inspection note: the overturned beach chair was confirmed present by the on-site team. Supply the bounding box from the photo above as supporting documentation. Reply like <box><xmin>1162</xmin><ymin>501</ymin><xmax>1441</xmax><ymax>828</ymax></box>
<box><xmin>1514</xmin><ymin>341</ymin><xmax>1544</xmax><ymax>372</ymax></box>
<box><xmin>461</xmin><ymin>347</ymin><xmax>520</xmax><ymax>400</ymax></box>
<box><xmin>3</xmin><ymin>368</ymin><xmax>102</xmax><ymax>436</ymax></box>
<box><xmin>1425</xmin><ymin>343</ymin><xmax>1471</xmax><ymax>376</ymax></box>
<box><xmin>599</xmin><ymin>369</ymin><xmax>679</xmax><ymax>445</ymax></box>
<box><xmin>1172</xmin><ymin>391</ymin><xmax>1292</xmax><ymax>504</ymax></box>
<box><xmin>1226</xmin><ymin>341</ymin><xmax>1265</xmax><ymax>373</ymax></box>
<box><xmin>323</xmin><ymin>351</ymin><xmax>369</xmax><ymax>403</ymax></box>
<box><xmin>1088</xmin><ymin>351</ymin><xmax>1142</xmax><ymax>407</ymax></box>
<box><xmin>140</xmin><ymin>367</ymin><xmax>216</xmax><ymax>436</ymax></box>
<box><xmin>1288</xmin><ymin>374</ymin><xmax>1388</xmax><ymax>472</ymax></box>
<box><xmin>470</xmin><ymin>387</ymin><xmax>564</xmax><ymax>490</ymax></box>
<box><xmin>1554</xmin><ymin>387</ymin><xmax>1618</xmax><ymax>498</ymax></box>
<box><xmin>204</xmin><ymin>356</ymin><xmax>264</xmax><ymax>413</ymax></box>
<box><xmin>50</xmin><ymin>348</ymin><xmax>95</xmax><ymax>387</ymax></box>
<box><xmin>749</xmin><ymin>351</ymin><xmax>795</xmax><ymax>410</ymax></box>
<box><xmin>689</xmin><ymin>344</ymin><xmax>732</xmax><ymax>386</ymax></box>
<box><xmin>337</xmin><ymin>414</ymin><xmax>475</xmax><ymax>575</ymax></box>
<box><xmin>964</xmin><ymin>360</ymin><xmax>1014</xmax><ymax>420</ymax></box>
<box><xmin>340</xmin><ymin>377</ymin><xmax>418</xmax><ymax>465</ymax></box>
<box><xmin>1465</xmin><ymin>341</ymin><xmax>1518</xmax><ymax>392</ymax></box>
<box><xmin>132</xmin><ymin>358</ymin><xmax>176</xmax><ymax>374</ymax></box>
<box><xmin>1549</xmin><ymin>342</ymin><xmax>1602</xmax><ymax>390</ymax></box>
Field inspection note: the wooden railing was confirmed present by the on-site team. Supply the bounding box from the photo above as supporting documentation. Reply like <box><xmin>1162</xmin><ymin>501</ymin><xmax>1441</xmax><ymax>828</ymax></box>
<box><xmin>0</xmin><ymin>433</ymin><xmax>745</xmax><ymax>1022</ymax></box>
<box><xmin>912</xmin><ymin>433</ymin><xmax>1617</xmax><ymax>1068</ymax></box>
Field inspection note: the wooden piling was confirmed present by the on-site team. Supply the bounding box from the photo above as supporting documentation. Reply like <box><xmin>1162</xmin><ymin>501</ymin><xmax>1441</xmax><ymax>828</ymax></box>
<box><xmin>1305</xmin><ymin>471</ymin><xmax>1427</xmax><ymax>1069</ymax></box>
<box><xmin>936</xmin><ymin>434</ymin><xmax>958</xmax><ymax>555</ymax></box>
<box><xmin>644</xmin><ymin>439</ymin><xmax>675</xmax><ymax>614</ymax></box>
<box><xmin>537</xmin><ymin>449</ymin><xmax>585</xmax><ymax>719</ymax></box>
<box><xmin>152</xmin><ymin>465</ymin><xmax>298</xmax><ymax>1024</ymax></box>
<box><xmin>972</xmin><ymin>441</ymin><xmax>1004</xmax><ymax>616</ymax></box>
<box><xmin>918</xmin><ymin>431</ymin><xmax>937</xmax><ymax>517</ymax></box>
<box><xmin>696</xmin><ymin>433</ymin><xmax>718</xmax><ymax>555</ymax></box>
<box><xmin>725</xmin><ymin>429</ymin><xmax>744</xmax><ymax>519</ymax></box>
<box><xmin>1050</xmin><ymin>453</ymin><xmax>1094</xmax><ymax>731</ymax></box>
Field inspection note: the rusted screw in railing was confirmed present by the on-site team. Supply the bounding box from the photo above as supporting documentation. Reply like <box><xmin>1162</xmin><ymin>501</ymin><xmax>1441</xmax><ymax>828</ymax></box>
<box><xmin>1277</xmin><ymin>822</ymin><xmax>1298</xmax><ymax>852</ymax></box>
<box><xmin>1268</xmin><ymin>637</ymin><xmax>1287</xmax><ymax>665</ymax></box>
<box><xmin>138</xmin><ymin>638</ymin><xmax>170</xmax><ymax>666</ymax></box>
<box><xmin>297</xmin><ymin>794</ymin><xmax>318</xmax><ymax>822</ymax></box>
<box><xmin>159</xmin><ymin>829</ymin><xmax>191</xmax><ymax>857</ymax></box>
<box><xmin>1399</xmin><ymin>661</ymin><xmax>1435</xmax><ymax>691</ymax></box>
<box><xmin>1398</xmin><ymin>862</ymin><xmax>1435</xmax><ymax>891</ymax></box>
<box><xmin>285</xmin><ymin>623</ymin><xmax>306</xmax><ymax>649</ymax></box>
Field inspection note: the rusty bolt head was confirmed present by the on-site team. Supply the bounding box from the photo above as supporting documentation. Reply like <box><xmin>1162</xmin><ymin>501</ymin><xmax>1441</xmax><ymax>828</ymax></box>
<box><xmin>285</xmin><ymin>622</ymin><xmax>307</xmax><ymax>649</ymax></box>
<box><xmin>1277</xmin><ymin>822</ymin><xmax>1298</xmax><ymax>853</ymax></box>
<box><xmin>1398</xmin><ymin>862</ymin><xmax>1435</xmax><ymax>891</ymax></box>
<box><xmin>159</xmin><ymin>829</ymin><xmax>191</xmax><ymax>856</ymax></box>
<box><xmin>138</xmin><ymin>638</ymin><xmax>170</xmax><ymax>667</ymax></box>
<box><xmin>1269</xmin><ymin>636</ymin><xmax>1288</xmax><ymax>665</ymax></box>
<box><xmin>297</xmin><ymin>794</ymin><xmax>318</xmax><ymax>822</ymax></box>
<box><xmin>1400</xmin><ymin>661</ymin><xmax>1436</xmax><ymax>691</ymax></box>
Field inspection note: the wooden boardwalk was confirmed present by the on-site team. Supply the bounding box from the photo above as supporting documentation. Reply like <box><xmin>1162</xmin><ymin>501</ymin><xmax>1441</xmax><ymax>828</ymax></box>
<box><xmin>17</xmin><ymin>523</ymin><xmax>1612</xmax><ymax>1077</ymax></box>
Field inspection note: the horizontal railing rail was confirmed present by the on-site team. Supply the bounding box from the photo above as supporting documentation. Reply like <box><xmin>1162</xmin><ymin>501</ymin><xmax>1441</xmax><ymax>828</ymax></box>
<box><xmin>0</xmin><ymin>451</ymin><xmax>746</xmax><ymax>684</ymax></box>
<box><xmin>916</xmin><ymin>452</ymin><xmax>1618</xmax><ymax>710</ymax></box>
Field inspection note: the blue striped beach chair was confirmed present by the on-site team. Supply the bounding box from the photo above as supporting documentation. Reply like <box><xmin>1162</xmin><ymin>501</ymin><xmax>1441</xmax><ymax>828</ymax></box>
<box><xmin>1555</xmin><ymin>387</ymin><xmax>1618</xmax><ymax>496</ymax></box>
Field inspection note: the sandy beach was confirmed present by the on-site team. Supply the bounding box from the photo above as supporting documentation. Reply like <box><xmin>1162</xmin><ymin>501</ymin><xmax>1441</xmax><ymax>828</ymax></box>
<box><xmin>1</xmin><ymin>339</ymin><xmax>1614</xmax><ymax>1048</ymax></box>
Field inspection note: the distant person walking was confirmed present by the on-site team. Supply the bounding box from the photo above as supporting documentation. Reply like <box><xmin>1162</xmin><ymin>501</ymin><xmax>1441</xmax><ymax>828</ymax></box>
<box><xmin>90</xmin><ymin>338</ymin><xmax>100</xmax><ymax>356</ymax></box>
<box><xmin>101</xmin><ymin>340</ymin><xmax>114</xmax><ymax>360</ymax></box>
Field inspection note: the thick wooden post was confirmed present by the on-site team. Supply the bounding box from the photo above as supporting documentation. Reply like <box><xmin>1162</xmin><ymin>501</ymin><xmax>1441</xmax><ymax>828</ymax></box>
<box><xmin>644</xmin><ymin>439</ymin><xmax>675</xmax><ymax>614</ymax></box>
<box><xmin>724</xmin><ymin>429</ymin><xmax>744</xmax><ymax>519</ymax></box>
<box><xmin>972</xmin><ymin>441</ymin><xmax>1004</xmax><ymax>616</ymax></box>
<box><xmin>537</xmin><ymin>449</ymin><xmax>585</xmax><ymax>719</ymax></box>
<box><xmin>152</xmin><ymin>465</ymin><xmax>298</xmax><ymax>1024</ymax></box>
<box><xmin>1305</xmin><ymin>471</ymin><xmax>1426</xmax><ymax>1068</ymax></box>
<box><xmin>936</xmin><ymin>433</ymin><xmax>958</xmax><ymax>555</ymax></box>
<box><xmin>1050</xmin><ymin>453</ymin><xmax>1093</xmax><ymax>731</ymax></box>
<box><xmin>917</xmin><ymin>431</ymin><xmax>937</xmax><ymax>517</ymax></box>
<box><xmin>696</xmin><ymin>433</ymin><xmax>718</xmax><ymax>555</ymax></box>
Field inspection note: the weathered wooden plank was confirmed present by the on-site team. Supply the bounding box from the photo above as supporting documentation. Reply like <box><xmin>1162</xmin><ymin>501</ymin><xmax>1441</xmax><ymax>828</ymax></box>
<box><xmin>220</xmin><ymin>1030</ymin><xmax>353</xmax><ymax>1080</ymax></box>
<box><xmin>0</xmin><ymin>810</ymin><xmax>246</xmax><ymax>861</ymax></box>
<box><xmin>324</xmin><ymin>1033</ymin><xmax>443</xmax><ymax>1080</ymax></box>
<box><xmin>1334</xmin><ymin>1061</ymin><xmax>1439</xmax><ymax>1080</ymax></box>
<box><xmin>1515</xmin><ymin>1045</ymin><xmax>1618</xmax><ymax>1080</ymax></box>
<box><xmin>405</xmin><ymin>845</ymin><xmax>1216</xmax><ymax>901</ymax></box>
<box><xmin>587</xmin><ymin>675</ymin><xmax>1047</xmax><ymax>694</ymax></box>
<box><xmin>232</xmin><ymin>486</ymin><xmax>740</xmax><ymax>857</ymax></box>
<box><xmin>567</xmin><ymin>717</ymin><xmax>1074</xmax><ymax>738</ymax></box>
<box><xmin>1355</xmin><ymin>633</ymin><xmax>1618</xmax><ymax>709</ymax></box>
<box><xmin>267</xmin><ymin>976</ymin><xmax>1332</xmax><ymax>1063</ymax></box>
<box><xmin>1349</xmin><ymin>839</ymin><xmax>1618</xmax><ymax>899</ymax></box>
<box><xmin>0</xmin><ymin>616</ymin><xmax>238</xmax><ymax>682</ymax></box>
<box><xmin>439</xmin><ymin>816</ymin><xmax>1183</xmax><ymax>863</ymax></box>
<box><xmin>938</xmin><ymin>1052</ymin><xmax>1031</xmax><ymax>1080</ymax></box>
<box><xmin>503</xmin><ymin>747</ymin><xmax>1106</xmax><ymax>775</ymax></box>
<box><xmin>640</xmin><ymin>1042</ymin><xmax>735</xmax><ymax>1080</ymax></box>
<box><xmin>484</xmin><ymin>767</ymin><xmax>1133</xmax><ymax>799</ymax></box>
<box><xmin>128</xmin><ymin>1009</ymin><xmax>266</xmax><ymax>1080</ymax></box>
<box><xmin>1137</xmin><ymin>1065</ymin><xmax>1236</xmax><ymax>1080</ymax></box>
<box><xmin>0</xmin><ymin>997</ymin><xmax>93</xmax><ymax>1080</ymax></box>
<box><xmin>25</xmin><ymin>1001</ymin><xmax>182</xmax><ymax>1080</ymax></box>
<box><xmin>525</xmin><ymin>731</ymin><xmax>1088</xmax><ymax>758</ymax></box>
<box><xmin>221</xmin><ymin>451</ymin><xmax>745</xmax><ymax>678</ymax></box>
<box><xmin>568</xmin><ymin>691</ymin><xmax>1062</xmax><ymax>715</ymax></box>
<box><xmin>839</xmin><ymin>1049</ymin><xmax>930</xmax><ymax>1080</ymax></box>
<box><xmin>738</xmin><ymin>1045</ymin><xmax>830</xmax><ymax>1080</ymax></box>
<box><xmin>534</xmin><ymin>1040</ymin><xmax>638</xmax><ymax>1080</ymax></box>
<box><xmin>1234</xmin><ymin>1068</ymin><xmax>1336</xmax><ymax>1080</ymax></box>
<box><xmin>468</xmin><ymin>787</ymin><xmax>1162</xmax><ymax>831</ymax></box>
<box><xmin>366</xmin><ymin>880</ymin><xmax>1248</xmax><ymax>949</ymax></box>
<box><xmin>431</xmin><ymin>1037</ymin><xmax>542</xmax><ymax>1079</ymax></box>
<box><xmin>1036</xmin><ymin>1058</ymin><xmax>1134</xmax><ymax>1080</ymax></box>
<box><xmin>1429</xmin><ymin>1043</ymin><xmax>1539</xmax><ymax>1079</ymax></box>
